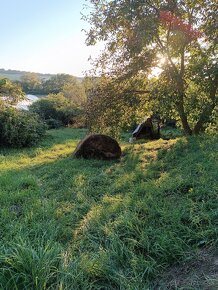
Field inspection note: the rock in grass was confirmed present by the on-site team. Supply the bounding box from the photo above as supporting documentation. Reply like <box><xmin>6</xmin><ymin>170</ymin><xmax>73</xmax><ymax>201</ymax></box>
<box><xmin>73</xmin><ymin>134</ymin><xmax>122</xmax><ymax>160</ymax></box>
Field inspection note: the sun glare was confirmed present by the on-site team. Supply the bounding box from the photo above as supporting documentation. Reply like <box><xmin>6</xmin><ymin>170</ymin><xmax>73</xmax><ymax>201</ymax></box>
<box><xmin>149</xmin><ymin>56</ymin><xmax>166</xmax><ymax>78</ymax></box>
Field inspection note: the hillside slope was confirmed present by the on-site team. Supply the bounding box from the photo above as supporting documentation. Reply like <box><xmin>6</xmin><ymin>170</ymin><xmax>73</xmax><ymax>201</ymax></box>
<box><xmin>0</xmin><ymin>68</ymin><xmax>83</xmax><ymax>82</ymax></box>
<box><xmin>0</xmin><ymin>68</ymin><xmax>54</xmax><ymax>81</ymax></box>
<box><xmin>0</xmin><ymin>129</ymin><xmax>217</xmax><ymax>289</ymax></box>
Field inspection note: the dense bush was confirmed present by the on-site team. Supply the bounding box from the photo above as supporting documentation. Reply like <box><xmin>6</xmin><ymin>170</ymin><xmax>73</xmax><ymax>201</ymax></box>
<box><xmin>0</xmin><ymin>107</ymin><xmax>46</xmax><ymax>147</ymax></box>
<box><xmin>46</xmin><ymin>118</ymin><xmax>63</xmax><ymax>129</ymax></box>
<box><xmin>60</xmin><ymin>107</ymin><xmax>84</xmax><ymax>127</ymax></box>
<box><xmin>30</xmin><ymin>94</ymin><xmax>85</xmax><ymax>128</ymax></box>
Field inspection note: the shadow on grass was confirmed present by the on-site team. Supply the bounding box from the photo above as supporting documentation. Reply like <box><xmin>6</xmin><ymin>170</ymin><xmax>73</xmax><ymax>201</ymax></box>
<box><xmin>0</xmin><ymin>132</ymin><xmax>217</xmax><ymax>289</ymax></box>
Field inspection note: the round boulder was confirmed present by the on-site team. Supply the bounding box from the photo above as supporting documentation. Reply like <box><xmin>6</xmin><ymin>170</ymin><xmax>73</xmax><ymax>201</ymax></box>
<box><xmin>73</xmin><ymin>134</ymin><xmax>122</xmax><ymax>160</ymax></box>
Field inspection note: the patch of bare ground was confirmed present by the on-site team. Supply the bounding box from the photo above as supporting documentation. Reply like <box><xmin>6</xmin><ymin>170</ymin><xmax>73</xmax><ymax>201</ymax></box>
<box><xmin>154</xmin><ymin>249</ymin><xmax>218</xmax><ymax>289</ymax></box>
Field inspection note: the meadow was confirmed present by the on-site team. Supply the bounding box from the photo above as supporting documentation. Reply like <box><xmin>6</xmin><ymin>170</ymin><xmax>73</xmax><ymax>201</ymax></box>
<box><xmin>0</xmin><ymin>128</ymin><xmax>217</xmax><ymax>289</ymax></box>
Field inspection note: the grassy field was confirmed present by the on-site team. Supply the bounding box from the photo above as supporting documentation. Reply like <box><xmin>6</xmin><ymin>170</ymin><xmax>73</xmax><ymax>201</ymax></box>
<box><xmin>0</xmin><ymin>128</ymin><xmax>217</xmax><ymax>289</ymax></box>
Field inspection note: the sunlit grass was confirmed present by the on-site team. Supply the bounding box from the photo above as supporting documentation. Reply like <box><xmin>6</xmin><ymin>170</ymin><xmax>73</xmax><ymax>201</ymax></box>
<box><xmin>0</xmin><ymin>128</ymin><xmax>217</xmax><ymax>289</ymax></box>
<box><xmin>0</xmin><ymin>128</ymin><xmax>85</xmax><ymax>172</ymax></box>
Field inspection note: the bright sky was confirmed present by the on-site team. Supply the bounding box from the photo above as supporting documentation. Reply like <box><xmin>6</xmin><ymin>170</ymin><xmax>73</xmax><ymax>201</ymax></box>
<box><xmin>0</xmin><ymin>0</ymin><xmax>103</xmax><ymax>77</ymax></box>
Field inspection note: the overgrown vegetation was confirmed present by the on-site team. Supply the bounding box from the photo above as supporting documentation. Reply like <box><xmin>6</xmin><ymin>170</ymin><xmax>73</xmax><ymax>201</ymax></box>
<box><xmin>0</xmin><ymin>73</ymin><xmax>87</xmax><ymax>133</ymax></box>
<box><xmin>0</xmin><ymin>78</ymin><xmax>24</xmax><ymax>105</ymax></box>
<box><xmin>29</xmin><ymin>93</ymin><xmax>84</xmax><ymax>129</ymax></box>
<box><xmin>0</xmin><ymin>107</ymin><xmax>46</xmax><ymax>147</ymax></box>
<box><xmin>86</xmin><ymin>77</ymin><xmax>147</xmax><ymax>138</ymax></box>
<box><xmin>0</xmin><ymin>128</ymin><xmax>217</xmax><ymax>289</ymax></box>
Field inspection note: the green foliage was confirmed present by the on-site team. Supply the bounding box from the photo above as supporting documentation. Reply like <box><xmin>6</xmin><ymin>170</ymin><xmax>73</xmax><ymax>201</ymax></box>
<box><xmin>0</xmin><ymin>78</ymin><xmax>24</xmax><ymax>105</ymax></box>
<box><xmin>30</xmin><ymin>93</ymin><xmax>69</xmax><ymax>121</ymax></box>
<box><xmin>0</xmin><ymin>239</ymin><xmax>62</xmax><ymax>290</ymax></box>
<box><xmin>62</xmin><ymin>78</ymin><xmax>87</xmax><ymax>105</ymax></box>
<box><xmin>84</xmin><ymin>0</ymin><xmax>218</xmax><ymax>135</ymax></box>
<box><xmin>18</xmin><ymin>72</ymin><xmax>87</xmax><ymax>101</ymax></box>
<box><xmin>0</xmin><ymin>98</ymin><xmax>5</xmax><ymax>110</ymax></box>
<box><xmin>46</xmin><ymin>118</ymin><xmax>63</xmax><ymax>129</ymax></box>
<box><xmin>20</xmin><ymin>72</ymin><xmax>43</xmax><ymax>94</ymax></box>
<box><xmin>30</xmin><ymin>93</ymin><xmax>83</xmax><ymax>128</ymax></box>
<box><xmin>160</xmin><ymin>128</ymin><xmax>184</xmax><ymax>139</ymax></box>
<box><xmin>86</xmin><ymin>76</ymin><xmax>150</xmax><ymax>138</ymax></box>
<box><xmin>205</xmin><ymin>107</ymin><xmax>218</xmax><ymax>134</ymax></box>
<box><xmin>0</xmin><ymin>128</ymin><xmax>217</xmax><ymax>288</ymax></box>
<box><xmin>0</xmin><ymin>107</ymin><xmax>46</xmax><ymax>147</ymax></box>
<box><xmin>42</xmin><ymin>74</ymin><xmax>81</xmax><ymax>95</ymax></box>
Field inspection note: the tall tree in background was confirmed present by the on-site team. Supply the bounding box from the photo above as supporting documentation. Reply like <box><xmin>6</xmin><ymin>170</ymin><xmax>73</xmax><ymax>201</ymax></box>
<box><xmin>43</xmin><ymin>74</ymin><xmax>76</xmax><ymax>94</ymax></box>
<box><xmin>62</xmin><ymin>78</ymin><xmax>87</xmax><ymax>106</ymax></box>
<box><xmin>20</xmin><ymin>73</ymin><xmax>42</xmax><ymax>94</ymax></box>
<box><xmin>85</xmin><ymin>0</ymin><xmax>218</xmax><ymax>134</ymax></box>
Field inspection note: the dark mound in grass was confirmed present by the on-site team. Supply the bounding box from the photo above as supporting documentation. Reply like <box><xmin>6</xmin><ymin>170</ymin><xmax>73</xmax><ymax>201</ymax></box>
<box><xmin>73</xmin><ymin>134</ymin><xmax>122</xmax><ymax>160</ymax></box>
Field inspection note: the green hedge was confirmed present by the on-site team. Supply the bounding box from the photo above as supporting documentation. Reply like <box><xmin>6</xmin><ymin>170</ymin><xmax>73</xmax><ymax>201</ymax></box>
<box><xmin>29</xmin><ymin>94</ymin><xmax>83</xmax><ymax>128</ymax></box>
<box><xmin>0</xmin><ymin>107</ymin><xmax>47</xmax><ymax>147</ymax></box>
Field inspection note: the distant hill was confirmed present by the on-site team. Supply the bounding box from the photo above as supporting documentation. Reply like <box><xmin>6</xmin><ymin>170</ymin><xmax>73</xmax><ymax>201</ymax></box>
<box><xmin>0</xmin><ymin>69</ymin><xmax>83</xmax><ymax>82</ymax></box>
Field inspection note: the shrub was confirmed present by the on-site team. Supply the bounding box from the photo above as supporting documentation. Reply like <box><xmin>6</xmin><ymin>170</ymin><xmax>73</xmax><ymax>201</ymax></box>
<box><xmin>0</xmin><ymin>107</ymin><xmax>46</xmax><ymax>147</ymax></box>
<box><xmin>30</xmin><ymin>94</ymin><xmax>84</xmax><ymax>128</ymax></box>
<box><xmin>205</xmin><ymin>107</ymin><xmax>218</xmax><ymax>135</ymax></box>
<box><xmin>60</xmin><ymin>107</ymin><xmax>85</xmax><ymax>127</ymax></box>
<box><xmin>29</xmin><ymin>94</ymin><xmax>67</xmax><ymax>120</ymax></box>
<box><xmin>160</xmin><ymin>128</ymin><xmax>184</xmax><ymax>139</ymax></box>
<box><xmin>46</xmin><ymin>118</ymin><xmax>63</xmax><ymax>129</ymax></box>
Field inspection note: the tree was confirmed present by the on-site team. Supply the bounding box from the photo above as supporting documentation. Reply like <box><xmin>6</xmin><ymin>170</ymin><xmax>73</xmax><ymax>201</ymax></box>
<box><xmin>43</xmin><ymin>74</ymin><xmax>77</xmax><ymax>94</ymax></box>
<box><xmin>86</xmin><ymin>76</ymin><xmax>149</xmax><ymax>137</ymax></box>
<box><xmin>29</xmin><ymin>93</ymin><xmax>84</xmax><ymax>127</ymax></box>
<box><xmin>20</xmin><ymin>73</ymin><xmax>42</xmax><ymax>94</ymax></box>
<box><xmin>85</xmin><ymin>0</ymin><xmax>218</xmax><ymax>135</ymax></box>
<box><xmin>0</xmin><ymin>78</ymin><xmax>24</xmax><ymax>105</ymax></box>
<box><xmin>62</xmin><ymin>78</ymin><xmax>87</xmax><ymax>105</ymax></box>
<box><xmin>30</xmin><ymin>93</ymin><xmax>70</xmax><ymax>122</ymax></box>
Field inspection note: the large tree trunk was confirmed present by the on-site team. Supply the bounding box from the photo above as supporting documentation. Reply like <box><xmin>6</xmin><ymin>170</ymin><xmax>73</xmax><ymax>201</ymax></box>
<box><xmin>176</xmin><ymin>97</ymin><xmax>193</xmax><ymax>135</ymax></box>
<box><xmin>176</xmin><ymin>64</ymin><xmax>193</xmax><ymax>135</ymax></box>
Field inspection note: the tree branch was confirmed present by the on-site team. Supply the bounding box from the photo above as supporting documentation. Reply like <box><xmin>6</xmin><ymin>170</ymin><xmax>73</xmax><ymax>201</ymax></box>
<box><xmin>155</xmin><ymin>34</ymin><xmax>180</xmax><ymax>78</ymax></box>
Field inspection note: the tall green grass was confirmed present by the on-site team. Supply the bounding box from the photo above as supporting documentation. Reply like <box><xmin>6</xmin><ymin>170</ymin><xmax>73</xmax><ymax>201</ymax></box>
<box><xmin>0</xmin><ymin>128</ymin><xmax>217</xmax><ymax>289</ymax></box>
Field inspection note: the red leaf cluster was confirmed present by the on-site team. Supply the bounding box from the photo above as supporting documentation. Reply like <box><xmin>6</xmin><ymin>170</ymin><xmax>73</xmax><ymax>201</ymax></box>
<box><xmin>160</xmin><ymin>10</ymin><xmax>202</xmax><ymax>39</ymax></box>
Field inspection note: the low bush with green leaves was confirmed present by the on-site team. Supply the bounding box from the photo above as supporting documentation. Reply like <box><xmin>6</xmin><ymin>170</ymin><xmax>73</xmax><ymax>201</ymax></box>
<box><xmin>0</xmin><ymin>107</ymin><xmax>46</xmax><ymax>147</ymax></box>
<box><xmin>46</xmin><ymin>118</ymin><xmax>63</xmax><ymax>129</ymax></box>
<box><xmin>30</xmin><ymin>93</ymin><xmax>84</xmax><ymax>128</ymax></box>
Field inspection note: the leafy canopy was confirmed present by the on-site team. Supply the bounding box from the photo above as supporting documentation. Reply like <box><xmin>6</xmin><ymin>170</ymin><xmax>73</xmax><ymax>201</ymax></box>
<box><xmin>85</xmin><ymin>0</ymin><xmax>218</xmax><ymax>134</ymax></box>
